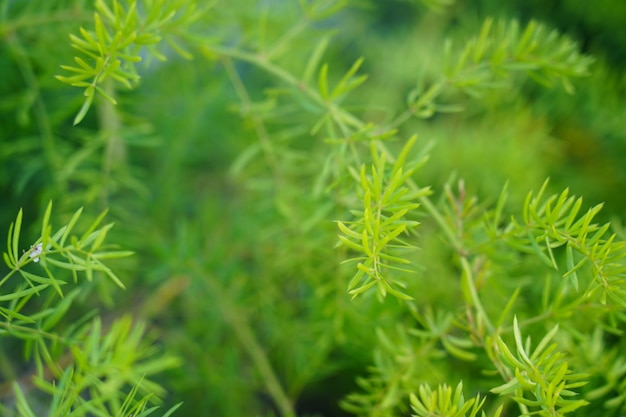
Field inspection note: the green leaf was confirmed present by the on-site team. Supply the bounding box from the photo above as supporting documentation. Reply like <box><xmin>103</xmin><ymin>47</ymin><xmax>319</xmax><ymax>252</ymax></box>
<box><xmin>79</xmin><ymin>26</ymin><xmax>100</xmax><ymax>49</ymax></box>
<box><xmin>11</xmin><ymin>208</ymin><xmax>23</xmax><ymax>266</ymax></box>
<box><xmin>94</xmin><ymin>12</ymin><xmax>110</xmax><ymax>45</ymax></box>
<box><xmin>90</xmin><ymin>223</ymin><xmax>113</xmax><ymax>252</ymax></box>
<box><xmin>337</xmin><ymin>221</ymin><xmax>362</xmax><ymax>240</ymax></box>
<box><xmin>441</xmin><ymin>337</ymin><xmax>477</xmax><ymax>361</ymax></box>
<box><xmin>161</xmin><ymin>402</ymin><xmax>184</xmax><ymax>417</ymax></box>
<box><xmin>496</xmin><ymin>287</ymin><xmax>520</xmax><ymax>328</ymax></box>
<box><xmin>496</xmin><ymin>334</ymin><xmax>524</xmax><ymax>369</ymax></box>
<box><xmin>338</xmin><ymin>234</ymin><xmax>365</xmax><ymax>253</ymax></box>
<box><xmin>530</xmin><ymin>323</ymin><xmax>559</xmax><ymax>362</ymax></box>
<box><xmin>0</xmin><ymin>284</ymin><xmax>49</xmax><ymax>302</ymax></box>
<box><xmin>527</xmin><ymin>231</ymin><xmax>555</xmax><ymax>269</ymax></box>
<box><xmin>165</xmin><ymin>36</ymin><xmax>193</xmax><ymax>60</ymax></box>
<box><xmin>74</xmin><ymin>87</ymin><xmax>95</xmax><ymax>125</ymax></box>
<box><xmin>0</xmin><ymin>305</ymin><xmax>35</xmax><ymax>322</ymax></box>
<box><xmin>99</xmin><ymin>262</ymin><xmax>126</xmax><ymax>288</ymax></box>
<box><xmin>41</xmin><ymin>201</ymin><xmax>53</xmax><ymax>244</ymax></box>
<box><xmin>381</xmin><ymin>282</ymin><xmax>413</xmax><ymax>300</ymax></box>
<box><xmin>377</xmin><ymin>224</ymin><xmax>407</xmax><ymax>251</ymax></box>
<box><xmin>330</xmin><ymin>57</ymin><xmax>367</xmax><ymax>99</ymax></box>
<box><xmin>80</xmin><ymin>209</ymin><xmax>109</xmax><ymax>244</ymax></box>
<box><xmin>303</xmin><ymin>36</ymin><xmax>330</xmax><ymax>84</ymax></box>
<box><xmin>318</xmin><ymin>63</ymin><xmax>329</xmax><ymax>99</ymax></box>
<box><xmin>563</xmin><ymin>245</ymin><xmax>583</xmax><ymax>291</ymax></box>
<box><xmin>348</xmin><ymin>280</ymin><xmax>376</xmax><ymax>298</ymax></box>
<box><xmin>90</xmin><ymin>250</ymin><xmax>134</xmax><ymax>259</ymax></box>
<box><xmin>94</xmin><ymin>85</ymin><xmax>119</xmax><ymax>105</ymax></box>
<box><xmin>60</xmin><ymin>207</ymin><xmax>84</xmax><ymax>247</ymax></box>
<box><xmin>13</xmin><ymin>383</ymin><xmax>38</xmax><ymax>417</ymax></box>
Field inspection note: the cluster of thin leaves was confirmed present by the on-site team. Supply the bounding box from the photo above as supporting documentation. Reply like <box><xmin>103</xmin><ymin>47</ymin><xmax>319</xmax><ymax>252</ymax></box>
<box><xmin>488</xmin><ymin>317</ymin><xmax>589</xmax><ymax>416</ymax></box>
<box><xmin>336</xmin><ymin>136</ymin><xmax>430</xmax><ymax>300</ymax></box>
<box><xmin>336</xmin><ymin>180</ymin><xmax>624</xmax><ymax>416</ymax></box>
<box><xmin>564</xmin><ymin>327</ymin><xmax>626</xmax><ymax>413</ymax></box>
<box><xmin>410</xmin><ymin>308</ymin><xmax>479</xmax><ymax>362</ymax></box>
<box><xmin>15</xmin><ymin>371</ymin><xmax>181</xmax><ymax>417</ymax></box>
<box><xmin>321</xmin><ymin>14</ymin><xmax>606</xmax><ymax>416</ymax></box>
<box><xmin>411</xmin><ymin>382</ymin><xmax>503</xmax><ymax>417</ymax></box>
<box><xmin>484</xmin><ymin>180</ymin><xmax>626</xmax><ymax>307</ymax></box>
<box><xmin>341</xmin><ymin>325</ymin><xmax>435</xmax><ymax>416</ymax></box>
<box><xmin>1</xmin><ymin>204</ymin><xmax>179</xmax><ymax>417</ymax></box>
<box><xmin>13</xmin><ymin>316</ymin><xmax>182</xmax><ymax>417</ymax></box>
<box><xmin>43</xmin><ymin>2</ymin><xmax>611</xmax><ymax>417</ymax></box>
<box><xmin>2</xmin><ymin>201</ymin><xmax>131</xmax><ymax>322</ymax></box>
<box><xmin>408</xmin><ymin>18</ymin><xmax>594</xmax><ymax>118</ymax></box>
<box><xmin>56</xmin><ymin>0</ymin><xmax>205</xmax><ymax>125</ymax></box>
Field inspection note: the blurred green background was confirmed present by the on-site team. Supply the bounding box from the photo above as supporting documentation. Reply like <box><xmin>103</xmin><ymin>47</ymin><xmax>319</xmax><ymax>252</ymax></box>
<box><xmin>1</xmin><ymin>0</ymin><xmax>625</xmax><ymax>416</ymax></box>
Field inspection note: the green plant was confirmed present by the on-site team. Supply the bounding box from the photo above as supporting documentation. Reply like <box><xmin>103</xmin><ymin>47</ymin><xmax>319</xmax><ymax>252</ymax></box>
<box><xmin>2</xmin><ymin>1</ymin><xmax>626</xmax><ymax>416</ymax></box>
<box><xmin>1</xmin><ymin>203</ymin><xmax>180</xmax><ymax>416</ymax></box>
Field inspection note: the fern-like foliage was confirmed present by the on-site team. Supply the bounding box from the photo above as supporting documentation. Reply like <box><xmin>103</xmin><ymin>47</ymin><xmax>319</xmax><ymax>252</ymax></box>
<box><xmin>15</xmin><ymin>373</ymin><xmax>182</xmax><ymax>417</ymax></box>
<box><xmin>17</xmin><ymin>316</ymin><xmax>182</xmax><ymax>417</ymax></box>
<box><xmin>341</xmin><ymin>325</ymin><xmax>437</xmax><ymax>417</ymax></box>
<box><xmin>411</xmin><ymin>382</ymin><xmax>503</xmax><ymax>417</ymax></box>
<box><xmin>1</xmin><ymin>203</ymin><xmax>178</xmax><ymax>416</ymax></box>
<box><xmin>56</xmin><ymin>0</ymin><xmax>205</xmax><ymax>125</ymax></box>
<box><xmin>489</xmin><ymin>317</ymin><xmax>589</xmax><ymax>416</ymax></box>
<box><xmin>484</xmin><ymin>180</ymin><xmax>626</xmax><ymax>307</ymax></box>
<box><xmin>2</xmin><ymin>202</ymin><xmax>131</xmax><ymax>321</ymax></box>
<box><xmin>447</xmin><ymin>18</ymin><xmax>593</xmax><ymax>92</ymax></box>
<box><xmin>408</xmin><ymin>18</ymin><xmax>594</xmax><ymax>118</ymax></box>
<box><xmin>337</xmin><ymin>136</ymin><xmax>430</xmax><ymax>300</ymax></box>
<box><xmin>564</xmin><ymin>327</ymin><xmax>626</xmax><ymax>414</ymax></box>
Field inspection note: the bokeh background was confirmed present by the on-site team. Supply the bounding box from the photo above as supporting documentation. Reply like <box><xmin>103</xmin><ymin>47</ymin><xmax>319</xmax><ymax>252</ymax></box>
<box><xmin>1</xmin><ymin>0</ymin><xmax>625</xmax><ymax>416</ymax></box>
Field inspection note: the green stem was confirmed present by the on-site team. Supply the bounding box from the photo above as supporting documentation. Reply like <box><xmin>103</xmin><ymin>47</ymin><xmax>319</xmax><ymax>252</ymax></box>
<box><xmin>222</xmin><ymin>57</ymin><xmax>281</xmax><ymax>181</ymax></box>
<box><xmin>210</xmin><ymin>45</ymin><xmax>464</xmax><ymax>252</ymax></box>
<box><xmin>98</xmin><ymin>79</ymin><xmax>124</xmax><ymax>205</ymax></box>
<box><xmin>460</xmin><ymin>256</ymin><xmax>494</xmax><ymax>333</ymax></box>
<box><xmin>200</xmin><ymin>269</ymin><xmax>296</xmax><ymax>417</ymax></box>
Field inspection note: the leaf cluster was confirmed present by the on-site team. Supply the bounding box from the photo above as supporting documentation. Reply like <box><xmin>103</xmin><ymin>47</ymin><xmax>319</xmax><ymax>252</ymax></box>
<box><xmin>411</xmin><ymin>382</ymin><xmax>503</xmax><ymax>417</ymax></box>
<box><xmin>337</xmin><ymin>136</ymin><xmax>430</xmax><ymax>300</ymax></box>
<box><xmin>56</xmin><ymin>0</ymin><xmax>204</xmax><ymax>124</ymax></box>
<box><xmin>0</xmin><ymin>204</ymin><xmax>178</xmax><ymax>417</ymax></box>
<box><xmin>341</xmin><ymin>325</ymin><xmax>439</xmax><ymax>416</ymax></box>
<box><xmin>485</xmin><ymin>180</ymin><xmax>626</xmax><ymax>307</ymax></box>
<box><xmin>2</xmin><ymin>202</ymin><xmax>130</xmax><ymax>322</ymax></box>
<box><xmin>489</xmin><ymin>318</ymin><xmax>588</xmax><ymax>416</ymax></box>
<box><xmin>408</xmin><ymin>18</ymin><xmax>594</xmax><ymax>118</ymax></box>
<box><xmin>14</xmin><ymin>316</ymin><xmax>181</xmax><ymax>417</ymax></box>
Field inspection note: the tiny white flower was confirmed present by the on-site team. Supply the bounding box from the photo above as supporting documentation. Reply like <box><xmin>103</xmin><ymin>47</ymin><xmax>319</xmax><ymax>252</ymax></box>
<box><xmin>29</xmin><ymin>242</ymin><xmax>43</xmax><ymax>263</ymax></box>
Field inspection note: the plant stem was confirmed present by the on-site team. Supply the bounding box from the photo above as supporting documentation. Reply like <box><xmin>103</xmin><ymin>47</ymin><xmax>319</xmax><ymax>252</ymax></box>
<box><xmin>98</xmin><ymin>79</ymin><xmax>125</xmax><ymax>205</ymax></box>
<box><xmin>198</xmin><ymin>267</ymin><xmax>296</xmax><ymax>417</ymax></box>
<box><xmin>460</xmin><ymin>256</ymin><xmax>494</xmax><ymax>333</ymax></box>
<box><xmin>222</xmin><ymin>57</ymin><xmax>281</xmax><ymax>182</ymax></box>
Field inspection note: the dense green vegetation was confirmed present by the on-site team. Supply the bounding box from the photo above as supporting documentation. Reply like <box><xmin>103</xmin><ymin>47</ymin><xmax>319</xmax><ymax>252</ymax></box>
<box><xmin>1</xmin><ymin>1</ymin><xmax>625</xmax><ymax>416</ymax></box>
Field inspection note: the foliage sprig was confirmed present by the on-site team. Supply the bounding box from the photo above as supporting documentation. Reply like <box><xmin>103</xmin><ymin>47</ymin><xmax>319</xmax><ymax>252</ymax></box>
<box><xmin>489</xmin><ymin>317</ymin><xmax>589</xmax><ymax>416</ymax></box>
<box><xmin>410</xmin><ymin>382</ymin><xmax>503</xmax><ymax>417</ymax></box>
<box><xmin>56</xmin><ymin>0</ymin><xmax>205</xmax><ymax>125</ymax></box>
<box><xmin>1</xmin><ymin>204</ymin><xmax>178</xmax><ymax>416</ymax></box>
<box><xmin>484</xmin><ymin>180</ymin><xmax>626</xmax><ymax>307</ymax></box>
<box><xmin>406</xmin><ymin>18</ymin><xmax>594</xmax><ymax>119</ymax></box>
<box><xmin>337</xmin><ymin>136</ymin><xmax>430</xmax><ymax>300</ymax></box>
